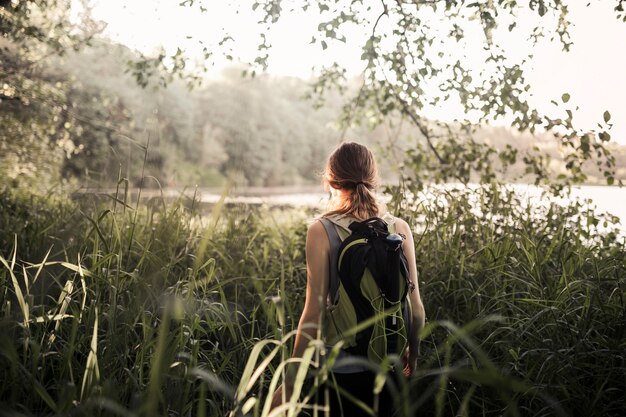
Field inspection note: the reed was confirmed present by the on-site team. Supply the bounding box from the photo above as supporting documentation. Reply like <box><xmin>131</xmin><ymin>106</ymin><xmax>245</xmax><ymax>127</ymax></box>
<box><xmin>0</xmin><ymin>180</ymin><xmax>624</xmax><ymax>417</ymax></box>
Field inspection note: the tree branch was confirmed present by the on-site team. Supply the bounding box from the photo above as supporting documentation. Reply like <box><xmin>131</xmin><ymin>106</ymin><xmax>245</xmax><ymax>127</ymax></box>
<box><xmin>394</xmin><ymin>92</ymin><xmax>447</xmax><ymax>164</ymax></box>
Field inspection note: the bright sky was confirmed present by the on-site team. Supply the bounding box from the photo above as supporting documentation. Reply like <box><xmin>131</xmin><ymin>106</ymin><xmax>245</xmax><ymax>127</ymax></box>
<box><xmin>89</xmin><ymin>0</ymin><xmax>626</xmax><ymax>145</ymax></box>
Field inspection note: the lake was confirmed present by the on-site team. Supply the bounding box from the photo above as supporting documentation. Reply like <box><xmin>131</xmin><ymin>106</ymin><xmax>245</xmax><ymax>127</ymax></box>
<box><xmin>80</xmin><ymin>184</ymin><xmax>625</xmax><ymax>233</ymax></box>
<box><xmin>158</xmin><ymin>184</ymin><xmax>624</xmax><ymax>225</ymax></box>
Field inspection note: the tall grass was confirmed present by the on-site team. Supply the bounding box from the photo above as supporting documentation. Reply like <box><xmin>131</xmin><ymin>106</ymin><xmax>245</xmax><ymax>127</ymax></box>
<box><xmin>0</xmin><ymin>184</ymin><xmax>307</xmax><ymax>416</ymax></box>
<box><xmin>386</xmin><ymin>183</ymin><xmax>626</xmax><ymax>416</ymax></box>
<box><xmin>0</xmin><ymin>181</ymin><xmax>624</xmax><ymax>416</ymax></box>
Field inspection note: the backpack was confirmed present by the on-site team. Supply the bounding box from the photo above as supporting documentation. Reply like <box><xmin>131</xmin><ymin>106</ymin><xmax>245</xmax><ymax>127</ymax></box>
<box><xmin>320</xmin><ymin>216</ymin><xmax>412</xmax><ymax>365</ymax></box>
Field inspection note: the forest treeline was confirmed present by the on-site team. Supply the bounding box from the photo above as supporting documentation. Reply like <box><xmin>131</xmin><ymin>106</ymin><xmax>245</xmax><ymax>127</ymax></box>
<box><xmin>2</xmin><ymin>39</ymin><xmax>625</xmax><ymax>189</ymax></box>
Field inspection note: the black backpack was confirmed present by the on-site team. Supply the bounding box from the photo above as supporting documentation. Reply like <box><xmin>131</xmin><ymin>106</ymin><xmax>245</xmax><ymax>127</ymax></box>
<box><xmin>320</xmin><ymin>217</ymin><xmax>412</xmax><ymax>362</ymax></box>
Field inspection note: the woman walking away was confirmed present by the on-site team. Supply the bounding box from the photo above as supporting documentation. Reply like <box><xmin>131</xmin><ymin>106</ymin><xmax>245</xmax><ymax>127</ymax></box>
<box><xmin>271</xmin><ymin>142</ymin><xmax>426</xmax><ymax>417</ymax></box>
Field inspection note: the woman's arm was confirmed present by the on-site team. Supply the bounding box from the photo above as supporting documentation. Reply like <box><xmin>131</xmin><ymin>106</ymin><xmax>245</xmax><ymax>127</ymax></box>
<box><xmin>395</xmin><ymin>218</ymin><xmax>426</xmax><ymax>375</ymax></box>
<box><xmin>291</xmin><ymin>220</ymin><xmax>330</xmax><ymax>359</ymax></box>
<box><xmin>271</xmin><ymin>220</ymin><xmax>329</xmax><ymax>407</ymax></box>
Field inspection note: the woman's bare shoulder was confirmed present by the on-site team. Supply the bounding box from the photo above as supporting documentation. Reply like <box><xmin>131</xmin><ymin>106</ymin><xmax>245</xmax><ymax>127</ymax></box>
<box><xmin>389</xmin><ymin>216</ymin><xmax>411</xmax><ymax>235</ymax></box>
<box><xmin>306</xmin><ymin>219</ymin><xmax>329</xmax><ymax>247</ymax></box>
<box><xmin>307</xmin><ymin>219</ymin><xmax>327</xmax><ymax>240</ymax></box>
<box><xmin>308</xmin><ymin>218</ymin><xmax>325</xmax><ymax>234</ymax></box>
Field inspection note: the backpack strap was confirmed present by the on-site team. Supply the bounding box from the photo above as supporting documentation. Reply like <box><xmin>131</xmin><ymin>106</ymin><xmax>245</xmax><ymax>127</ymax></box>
<box><xmin>319</xmin><ymin>218</ymin><xmax>342</xmax><ymax>305</ymax></box>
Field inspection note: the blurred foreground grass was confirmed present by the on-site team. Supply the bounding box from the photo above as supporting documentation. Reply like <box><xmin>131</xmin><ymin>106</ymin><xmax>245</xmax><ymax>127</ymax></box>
<box><xmin>0</xmin><ymin>183</ymin><xmax>624</xmax><ymax>417</ymax></box>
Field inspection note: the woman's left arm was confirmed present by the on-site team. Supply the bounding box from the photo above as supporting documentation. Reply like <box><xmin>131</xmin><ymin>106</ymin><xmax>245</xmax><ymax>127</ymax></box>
<box><xmin>396</xmin><ymin>218</ymin><xmax>426</xmax><ymax>375</ymax></box>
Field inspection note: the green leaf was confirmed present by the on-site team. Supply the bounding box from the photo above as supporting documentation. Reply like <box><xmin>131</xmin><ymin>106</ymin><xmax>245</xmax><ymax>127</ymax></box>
<box><xmin>0</xmin><ymin>256</ymin><xmax>28</xmax><ymax>325</ymax></box>
<box><xmin>561</xmin><ymin>93</ymin><xmax>570</xmax><ymax>103</ymax></box>
<box><xmin>33</xmin><ymin>378</ymin><xmax>57</xmax><ymax>412</ymax></box>
<box><xmin>235</xmin><ymin>339</ymin><xmax>281</xmax><ymax>402</ymax></box>
<box><xmin>538</xmin><ymin>2</ymin><xmax>547</xmax><ymax>16</ymax></box>
<box><xmin>81</xmin><ymin>307</ymin><xmax>100</xmax><ymax>400</ymax></box>
<box><xmin>241</xmin><ymin>397</ymin><xmax>257</xmax><ymax>414</ymax></box>
<box><xmin>603</xmin><ymin>110</ymin><xmax>611</xmax><ymax>123</ymax></box>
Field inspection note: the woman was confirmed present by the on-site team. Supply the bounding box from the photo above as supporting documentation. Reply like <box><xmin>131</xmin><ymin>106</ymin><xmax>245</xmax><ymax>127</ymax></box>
<box><xmin>272</xmin><ymin>142</ymin><xmax>426</xmax><ymax>416</ymax></box>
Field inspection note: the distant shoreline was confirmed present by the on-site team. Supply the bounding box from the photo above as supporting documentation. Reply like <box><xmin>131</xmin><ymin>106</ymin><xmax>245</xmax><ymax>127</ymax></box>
<box><xmin>72</xmin><ymin>180</ymin><xmax>623</xmax><ymax>197</ymax></box>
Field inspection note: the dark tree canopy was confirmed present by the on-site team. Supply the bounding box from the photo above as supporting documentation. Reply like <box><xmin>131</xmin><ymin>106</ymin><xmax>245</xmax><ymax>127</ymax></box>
<box><xmin>0</xmin><ymin>0</ymin><xmax>104</xmax><ymax>185</ymax></box>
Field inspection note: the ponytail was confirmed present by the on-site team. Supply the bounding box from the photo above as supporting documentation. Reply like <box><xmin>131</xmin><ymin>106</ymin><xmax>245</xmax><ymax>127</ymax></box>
<box><xmin>323</xmin><ymin>142</ymin><xmax>381</xmax><ymax>220</ymax></box>
<box><xmin>347</xmin><ymin>182</ymin><xmax>379</xmax><ymax>219</ymax></box>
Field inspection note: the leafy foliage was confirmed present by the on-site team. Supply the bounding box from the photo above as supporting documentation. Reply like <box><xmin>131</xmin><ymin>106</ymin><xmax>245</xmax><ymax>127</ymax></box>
<box><xmin>1</xmin><ymin>2</ymin><xmax>625</xmax><ymax>416</ymax></box>
<box><xmin>235</xmin><ymin>0</ymin><xmax>624</xmax><ymax>191</ymax></box>
<box><xmin>2</xmin><ymin>1</ymin><xmax>625</xmax><ymax>189</ymax></box>
<box><xmin>0</xmin><ymin>0</ymin><xmax>103</xmax><ymax>188</ymax></box>
<box><xmin>3</xmin><ymin>37</ymin><xmax>625</xmax><ymax>189</ymax></box>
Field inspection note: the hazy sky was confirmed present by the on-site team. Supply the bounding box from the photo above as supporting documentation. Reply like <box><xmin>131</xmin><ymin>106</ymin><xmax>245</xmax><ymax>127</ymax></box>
<box><xmin>90</xmin><ymin>0</ymin><xmax>626</xmax><ymax>145</ymax></box>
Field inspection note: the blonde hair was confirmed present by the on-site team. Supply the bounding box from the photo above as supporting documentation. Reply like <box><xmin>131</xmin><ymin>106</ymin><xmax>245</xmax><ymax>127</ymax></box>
<box><xmin>323</xmin><ymin>142</ymin><xmax>381</xmax><ymax>220</ymax></box>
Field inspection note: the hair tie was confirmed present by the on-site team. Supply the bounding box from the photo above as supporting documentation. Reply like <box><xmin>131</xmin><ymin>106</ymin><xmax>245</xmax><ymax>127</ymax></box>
<box><xmin>355</xmin><ymin>181</ymin><xmax>365</xmax><ymax>187</ymax></box>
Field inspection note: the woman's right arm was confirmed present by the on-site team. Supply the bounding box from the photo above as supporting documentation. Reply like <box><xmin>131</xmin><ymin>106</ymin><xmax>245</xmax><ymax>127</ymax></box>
<box><xmin>291</xmin><ymin>220</ymin><xmax>330</xmax><ymax>359</ymax></box>
<box><xmin>271</xmin><ymin>220</ymin><xmax>329</xmax><ymax>408</ymax></box>
<box><xmin>396</xmin><ymin>218</ymin><xmax>426</xmax><ymax>375</ymax></box>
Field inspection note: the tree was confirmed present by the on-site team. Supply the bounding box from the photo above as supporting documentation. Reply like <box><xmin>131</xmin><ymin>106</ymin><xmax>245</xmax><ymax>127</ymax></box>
<box><xmin>2</xmin><ymin>1</ymin><xmax>623</xmax><ymax>190</ymax></box>
<box><xmin>0</xmin><ymin>0</ymin><xmax>104</xmax><ymax>187</ymax></box>
<box><xmin>176</xmin><ymin>0</ymin><xmax>624</xmax><ymax>191</ymax></box>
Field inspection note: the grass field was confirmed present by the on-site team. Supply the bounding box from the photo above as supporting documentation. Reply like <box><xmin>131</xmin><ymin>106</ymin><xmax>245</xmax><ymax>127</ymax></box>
<box><xmin>0</xmin><ymin>182</ymin><xmax>624</xmax><ymax>417</ymax></box>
